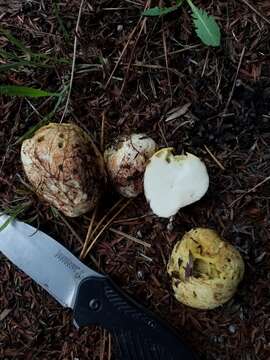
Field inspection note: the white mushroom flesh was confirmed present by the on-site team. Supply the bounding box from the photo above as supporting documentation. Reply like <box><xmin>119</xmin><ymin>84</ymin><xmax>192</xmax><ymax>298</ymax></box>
<box><xmin>144</xmin><ymin>148</ymin><xmax>209</xmax><ymax>218</ymax></box>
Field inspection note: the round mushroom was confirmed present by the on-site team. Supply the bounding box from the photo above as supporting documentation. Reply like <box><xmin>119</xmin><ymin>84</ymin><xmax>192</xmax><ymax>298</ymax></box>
<box><xmin>21</xmin><ymin>122</ymin><xmax>106</xmax><ymax>217</ymax></box>
<box><xmin>144</xmin><ymin>148</ymin><xmax>209</xmax><ymax>218</ymax></box>
<box><xmin>167</xmin><ymin>228</ymin><xmax>245</xmax><ymax>310</ymax></box>
<box><xmin>104</xmin><ymin>133</ymin><xmax>157</xmax><ymax>198</ymax></box>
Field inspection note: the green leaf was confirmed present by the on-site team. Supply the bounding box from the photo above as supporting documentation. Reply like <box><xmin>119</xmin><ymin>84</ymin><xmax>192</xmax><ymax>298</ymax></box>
<box><xmin>186</xmin><ymin>0</ymin><xmax>221</xmax><ymax>47</ymax></box>
<box><xmin>0</xmin><ymin>85</ymin><xmax>60</xmax><ymax>97</ymax></box>
<box><xmin>143</xmin><ymin>0</ymin><xmax>183</xmax><ymax>17</ymax></box>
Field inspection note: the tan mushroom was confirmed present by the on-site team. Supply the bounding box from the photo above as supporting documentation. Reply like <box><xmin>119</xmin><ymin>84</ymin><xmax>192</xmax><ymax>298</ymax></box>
<box><xmin>104</xmin><ymin>133</ymin><xmax>157</xmax><ymax>198</ymax></box>
<box><xmin>21</xmin><ymin>122</ymin><xmax>106</xmax><ymax>217</ymax></box>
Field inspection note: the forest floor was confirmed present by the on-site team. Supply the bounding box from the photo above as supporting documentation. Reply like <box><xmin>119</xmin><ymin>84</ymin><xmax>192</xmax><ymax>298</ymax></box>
<box><xmin>0</xmin><ymin>1</ymin><xmax>270</xmax><ymax>359</ymax></box>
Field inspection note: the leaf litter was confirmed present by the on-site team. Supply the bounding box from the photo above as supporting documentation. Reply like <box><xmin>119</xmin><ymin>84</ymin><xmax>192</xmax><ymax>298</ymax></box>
<box><xmin>0</xmin><ymin>1</ymin><xmax>270</xmax><ymax>359</ymax></box>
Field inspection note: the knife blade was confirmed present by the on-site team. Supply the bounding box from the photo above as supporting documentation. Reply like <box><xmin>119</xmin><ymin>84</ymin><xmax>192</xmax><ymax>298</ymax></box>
<box><xmin>0</xmin><ymin>215</ymin><xmax>196</xmax><ymax>360</ymax></box>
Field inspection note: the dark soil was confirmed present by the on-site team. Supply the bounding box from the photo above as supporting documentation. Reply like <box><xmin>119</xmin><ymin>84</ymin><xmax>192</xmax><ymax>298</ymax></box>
<box><xmin>1</xmin><ymin>1</ymin><xmax>270</xmax><ymax>359</ymax></box>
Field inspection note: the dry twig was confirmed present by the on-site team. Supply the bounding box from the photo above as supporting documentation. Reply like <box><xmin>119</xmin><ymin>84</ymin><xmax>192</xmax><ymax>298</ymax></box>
<box><xmin>229</xmin><ymin>176</ymin><xmax>270</xmax><ymax>207</ymax></box>
<box><xmin>109</xmin><ymin>228</ymin><xmax>151</xmax><ymax>248</ymax></box>
<box><xmin>240</xmin><ymin>0</ymin><xmax>270</xmax><ymax>25</ymax></box>
<box><xmin>80</xmin><ymin>207</ymin><xmax>97</xmax><ymax>259</ymax></box>
<box><xmin>60</xmin><ymin>0</ymin><xmax>85</xmax><ymax>123</ymax></box>
<box><xmin>204</xmin><ymin>145</ymin><xmax>225</xmax><ymax>171</ymax></box>
<box><xmin>223</xmin><ymin>46</ymin><xmax>246</xmax><ymax>116</ymax></box>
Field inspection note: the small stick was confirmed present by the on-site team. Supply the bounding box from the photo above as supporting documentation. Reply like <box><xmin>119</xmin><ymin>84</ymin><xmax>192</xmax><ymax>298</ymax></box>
<box><xmin>229</xmin><ymin>176</ymin><xmax>270</xmax><ymax>207</ymax></box>
<box><xmin>139</xmin><ymin>253</ymin><xmax>153</xmax><ymax>262</ymax></box>
<box><xmin>80</xmin><ymin>199</ymin><xmax>123</xmax><ymax>259</ymax></box>
<box><xmin>201</xmin><ymin>49</ymin><xmax>209</xmax><ymax>77</ymax></box>
<box><xmin>84</xmin><ymin>199</ymin><xmax>132</xmax><ymax>256</ymax></box>
<box><xmin>80</xmin><ymin>207</ymin><xmax>97</xmax><ymax>259</ymax></box>
<box><xmin>158</xmin><ymin>121</ymin><xmax>168</xmax><ymax>147</ymax></box>
<box><xmin>105</xmin><ymin>0</ymin><xmax>151</xmax><ymax>90</ymax></box>
<box><xmin>57</xmin><ymin>212</ymin><xmax>84</xmax><ymax>245</ymax></box>
<box><xmin>119</xmin><ymin>15</ymin><xmax>147</xmax><ymax>96</ymax></box>
<box><xmin>204</xmin><ymin>145</ymin><xmax>225</xmax><ymax>171</ymax></box>
<box><xmin>223</xmin><ymin>46</ymin><xmax>246</xmax><ymax>115</ymax></box>
<box><xmin>105</xmin><ymin>23</ymin><xmax>140</xmax><ymax>89</ymax></box>
<box><xmin>162</xmin><ymin>23</ymin><xmax>172</xmax><ymax>105</ymax></box>
<box><xmin>56</xmin><ymin>211</ymin><xmax>99</xmax><ymax>267</ymax></box>
<box><xmin>60</xmin><ymin>0</ymin><xmax>85</xmax><ymax>123</ymax></box>
<box><xmin>91</xmin><ymin>198</ymin><xmax>123</xmax><ymax>237</ymax></box>
<box><xmin>100</xmin><ymin>112</ymin><xmax>105</xmax><ymax>152</ymax></box>
<box><xmin>99</xmin><ymin>328</ymin><xmax>106</xmax><ymax>360</ymax></box>
<box><xmin>153</xmin><ymin>44</ymin><xmax>200</xmax><ymax>60</ymax></box>
<box><xmin>240</xmin><ymin>0</ymin><xmax>270</xmax><ymax>25</ymax></box>
<box><xmin>108</xmin><ymin>333</ymin><xmax>112</xmax><ymax>360</ymax></box>
<box><xmin>109</xmin><ymin>228</ymin><xmax>151</xmax><ymax>248</ymax></box>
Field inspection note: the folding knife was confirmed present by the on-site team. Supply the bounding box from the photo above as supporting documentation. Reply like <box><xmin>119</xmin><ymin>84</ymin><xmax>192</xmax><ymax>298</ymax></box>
<box><xmin>0</xmin><ymin>215</ymin><xmax>196</xmax><ymax>359</ymax></box>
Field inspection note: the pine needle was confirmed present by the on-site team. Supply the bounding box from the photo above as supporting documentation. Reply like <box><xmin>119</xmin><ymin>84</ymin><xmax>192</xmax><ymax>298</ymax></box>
<box><xmin>84</xmin><ymin>199</ymin><xmax>132</xmax><ymax>257</ymax></box>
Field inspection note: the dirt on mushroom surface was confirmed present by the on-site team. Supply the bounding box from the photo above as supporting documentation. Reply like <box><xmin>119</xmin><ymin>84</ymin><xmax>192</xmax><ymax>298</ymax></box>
<box><xmin>0</xmin><ymin>1</ymin><xmax>270</xmax><ymax>359</ymax></box>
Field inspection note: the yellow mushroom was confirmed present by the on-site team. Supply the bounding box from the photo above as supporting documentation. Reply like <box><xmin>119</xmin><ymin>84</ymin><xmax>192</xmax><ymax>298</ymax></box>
<box><xmin>167</xmin><ymin>228</ymin><xmax>244</xmax><ymax>309</ymax></box>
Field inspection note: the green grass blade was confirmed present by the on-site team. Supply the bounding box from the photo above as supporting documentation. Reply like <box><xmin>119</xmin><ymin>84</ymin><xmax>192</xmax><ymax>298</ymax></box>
<box><xmin>0</xmin><ymin>85</ymin><xmax>60</xmax><ymax>97</ymax></box>
<box><xmin>0</xmin><ymin>214</ymin><xmax>15</xmax><ymax>232</ymax></box>
<box><xmin>14</xmin><ymin>86</ymin><xmax>67</xmax><ymax>145</ymax></box>
<box><xmin>52</xmin><ymin>0</ymin><xmax>70</xmax><ymax>41</ymax></box>
<box><xmin>0</xmin><ymin>62</ymin><xmax>31</xmax><ymax>71</ymax></box>
<box><xmin>0</xmin><ymin>59</ymin><xmax>69</xmax><ymax>72</ymax></box>
<box><xmin>0</xmin><ymin>207</ymin><xmax>24</xmax><ymax>232</ymax></box>
<box><xmin>14</xmin><ymin>119</ymin><xmax>50</xmax><ymax>145</ymax></box>
<box><xmin>0</xmin><ymin>28</ymin><xmax>32</xmax><ymax>58</ymax></box>
<box><xmin>0</xmin><ymin>48</ymin><xmax>20</xmax><ymax>60</ymax></box>
<box><xmin>0</xmin><ymin>29</ymin><xmax>70</xmax><ymax>66</ymax></box>
<box><xmin>187</xmin><ymin>0</ymin><xmax>221</xmax><ymax>47</ymax></box>
<box><xmin>0</xmin><ymin>200</ymin><xmax>32</xmax><ymax>232</ymax></box>
<box><xmin>143</xmin><ymin>0</ymin><xmax>183</xmax><ymax>16</ymax></box>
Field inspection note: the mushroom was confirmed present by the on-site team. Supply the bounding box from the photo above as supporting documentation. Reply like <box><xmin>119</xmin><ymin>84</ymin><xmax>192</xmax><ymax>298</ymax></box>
<box><xmin>167</xmin><ymin>228</ymin><xmax>245</xmax><ymax>310</ymax></box>
<box><xmin>21</xmin><ymin>122</ymin><xmax>106</xmax><ymax>217</ymax></box>
<box><xmin>143</xmin><ymin>148</ymin><xmax>209</xmax><ymax>218</ymax></box>
<box><xmin>104</xmin><ymin>133</ymin><xmax>157</xmax><ymax>198</ymax></box>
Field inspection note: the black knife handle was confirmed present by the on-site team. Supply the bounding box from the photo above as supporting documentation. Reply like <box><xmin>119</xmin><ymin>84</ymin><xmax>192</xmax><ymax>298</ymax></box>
<box><xmin>73</xmin><ymin>276</ymin><xmax>196</xmax><ymax>360</ymax></box>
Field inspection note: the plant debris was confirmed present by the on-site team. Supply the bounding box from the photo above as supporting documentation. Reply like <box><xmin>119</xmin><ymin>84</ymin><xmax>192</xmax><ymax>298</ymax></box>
<box><xmin>0</xmin><ymin>0</ymin><xmax>270</xmax><ymax>359</ymax></box>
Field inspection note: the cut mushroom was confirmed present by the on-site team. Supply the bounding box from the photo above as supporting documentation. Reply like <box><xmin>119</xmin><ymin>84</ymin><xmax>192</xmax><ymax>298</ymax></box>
<box><xmin>143</xmin><ymin>148</ymin><xmax>209</xmax><ymax>218</ymax></box>
<box><xmin>167</xmin><ymin>228</ymin><xmax>245</xmax><ymax>309</ymax></box>
<box><xmin>104</xmin><ymin>133</ymin><xmax>157</xmax><ymax>198</ymax></box>
<box><xmin>21</xmin><ymin>123</ymin><xmax>106</xmax><ymax>217</ymax></box>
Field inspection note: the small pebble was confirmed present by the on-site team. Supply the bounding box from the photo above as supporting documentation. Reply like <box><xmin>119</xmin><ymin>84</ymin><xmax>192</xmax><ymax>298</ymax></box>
<box><xmin>228</xmin><ymin>324</ymin><xmax>237</xmax><ymax>334</ymax></box>
<box><xmin>167</xmin><ymin>216</ymin><xmax>175</xmax><ymax>231</ymax></box>
<box><xmin>137</xmin><ymin>270</ymin><xmax>144</xmax><ymax>280</ymax></box>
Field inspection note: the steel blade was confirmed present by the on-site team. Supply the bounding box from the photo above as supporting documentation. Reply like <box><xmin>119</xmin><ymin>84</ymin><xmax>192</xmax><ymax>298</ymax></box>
<box><xmin>0</xmin><ymin>215</ymin><xmax>102</xmax><ymax>308</ymax></box>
